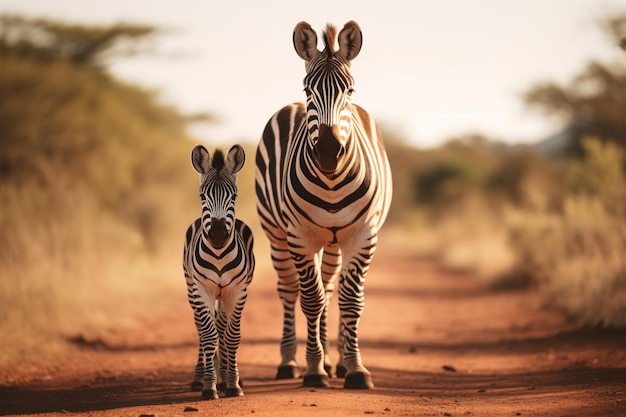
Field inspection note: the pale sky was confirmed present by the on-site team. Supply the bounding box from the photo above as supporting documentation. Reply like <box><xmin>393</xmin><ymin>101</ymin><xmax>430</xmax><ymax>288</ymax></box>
<box><xmin>2</xmin><ymin>0</ymin><xmax>624</xmax><ymax>147</ymax></box>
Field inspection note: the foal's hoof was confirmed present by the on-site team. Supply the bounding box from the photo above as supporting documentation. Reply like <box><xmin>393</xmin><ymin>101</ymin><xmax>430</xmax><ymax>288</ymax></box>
<box><xmin>224</xmin><ymin>387</ymin><xmax>244</xmax><ymax>397</ymax></box>
<box><xmin>191</xmin><ymin>381</ymin><xmax>203</xmax><ymax>392</ymax></box>
<box><xmin>335</xmin><ymin>364</ymin><xmax>347</xmax><ymax>378</ymax></box>
<box><xmin>324</xmin><ymin>363</ymin><xmax>333</xmax><ymax>378</ymax></box>
<box><xmin>303</xmin><ymin>374</ymin><xmax>330</xmax><ymax>388</ymax></box>
<box><xmin>276</xmin><ymin>365</ymin><xmax>300</xmax><ymax>379</ymax></box>
<box><xmin>201</xmin><ymin>389</ymin><xmax>219</xmax><ymax>400</ymax></box>
<box><xmin>344</xmin><ymin>372</ymin><xmax>374</xmax><ymax>389</ymax></box>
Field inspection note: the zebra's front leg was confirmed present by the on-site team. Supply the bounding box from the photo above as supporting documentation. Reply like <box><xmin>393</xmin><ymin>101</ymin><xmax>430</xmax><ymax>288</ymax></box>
<box><xmin>293</xmin><ymin>250</ymin><xmax>329</xmax><ymax>388</ymax></box>
<box><xmin>272</xmin><ymin>243</ymin><xmax>301</xmax><ymax>379</ymax></box>
<box><xmin>195</xmin><ymin>303</ymin><xmax>220</xmax><ymax>399</ymax></box>
<box><xmin>218</xmin><ymin>290</ymin><xmax>247</xmax><ymax>397</ymax></box>
<box><xmin>338</xmin><ymin>240</ymin><xmax>376</xmax><ymax>389</ymax></box>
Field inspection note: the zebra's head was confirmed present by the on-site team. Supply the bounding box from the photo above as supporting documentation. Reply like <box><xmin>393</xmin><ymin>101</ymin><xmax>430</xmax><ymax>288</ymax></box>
<box><xmin>191</xmin><ymin>144</ymin><xmax>245</xmax><ymax>249</ymax></box>
<box><xmin>293</xmin><ymin>21</ymin><xmax>362</xmax><ymax>175</ymax></box>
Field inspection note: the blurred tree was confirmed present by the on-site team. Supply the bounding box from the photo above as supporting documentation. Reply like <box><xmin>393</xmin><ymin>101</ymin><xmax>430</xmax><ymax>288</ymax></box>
<box><xmin>411</xmin><ymin>135</ymin><xmax>498</xmax><ymax>207</ymax></box>
<box><xmin>601</xmin><ymin>13</ymin><xmax>626</xmax><ymax>50</ymax></box>
<box><xmin>0</xmin><ymin>14</ymin><xmax>210</xmax><ymax>256</ymax></box>
<box><xmin>0</xmin><ymin>14</ymin><xmax>157</xmax><ymax>67</ymax></box>
<box><xmin>523</xmin><ymin>12</ymin><xmax>626</xmax><ymax>157</ymax></box>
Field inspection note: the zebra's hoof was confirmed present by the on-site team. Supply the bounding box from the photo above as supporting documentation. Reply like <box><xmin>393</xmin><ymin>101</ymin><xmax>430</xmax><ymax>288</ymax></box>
<box><xmin>191</xmin><ymin>381</ymin><xmax>203</xmax><ymax>392</ymax></box>
<box><xmin>224</xmin><ymin>387</ymin><xmax>244</xmax><ymax>397</ymax></box>
<box><xmin>201</xmin><ymin>389</ymin><xmax>219</xmax><ymax>400</ymax></box>
<box><xmin>335</xmin><ymin>364</ymin><xmax>347</xmax><ymax>378</ymax></box>
<box><xmin>217</xmin><ymin>380</ymin><xmax>244</xmax><ymax>392</ymax></box>
<box><xmin>276</xmin><ymin>365</ymin><xmax>300</xmax><ymax>379</ymax></box>
<box><xmin>302</xmin><ymin>374</ymin><xmax>330</xmax><ymax>388</ymax></box>
<box><xmin>344</xmin><ymin>372</ymin><xmax>374</xmax><ymax>389</ymax></box>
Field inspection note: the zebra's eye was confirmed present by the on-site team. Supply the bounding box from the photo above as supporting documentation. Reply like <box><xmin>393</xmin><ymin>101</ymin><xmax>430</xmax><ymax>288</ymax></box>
<box><xmin>303</xmin><ymin>87</ymin><xmax>312</xmax><ymax>96</ymax></box>
<box><xmin>347</xmin><ymin>88</ymin><xmax>355</xmax><ymax>96</ymax></box>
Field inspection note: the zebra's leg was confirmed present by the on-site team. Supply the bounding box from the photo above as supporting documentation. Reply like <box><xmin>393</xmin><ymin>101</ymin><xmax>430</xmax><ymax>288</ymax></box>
<box><xmin>219</xmin><ymin>288</ymin><xmax>247</xmax><ymax>397</ymax></box>
<box><xmin>291</xmin><ymin>246</ymin><xmax>329</xmax><ymax>388</ymax></box>
<box><xmin>215</xmin><ymin>302</ymin><xmax>228</xmax><ymax>393</ymax></box>
<box><xmin>320</xmin><ymin>246</ymin><xmax>341</xmax><ymax>377</ymax></box>
<box><xmin>338</xmin><ymin>234</ymin><xmax>377</xmax><ymax>389</ymax></box>
<box><xmin>336</xmin><ymin>321</ymin><xmax>347</xmax><ymax>378</ymax></box>
<box><xmin>194</xmin><ymin>291</ymin><xmax>220</xmax><ymax>399</ymax></box>
<box><xmin>191</xmin><ymin>343</ymin><xmax>205</xmax><ymax>391</ymax></box>
<box><xmin>271</xmin><ymin>242</ymin><xmax>301</xmax><ymax>379</ymax></box>
<box><xmin>186</xmin><ymin>278</ymin><xmax>206</xmax><ymax>391</ymax></box>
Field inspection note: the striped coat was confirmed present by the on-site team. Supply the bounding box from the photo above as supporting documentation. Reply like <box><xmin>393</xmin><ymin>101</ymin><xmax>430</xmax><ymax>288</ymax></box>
<box><xmin>184</xmin><ymin>144</ymin><xmax>254</xmax><ymax>399</ymax></box>
<box><xmin>255</xmin><ymin>21</ymin><xmax>392</xmax><ymax>389</ymax></box>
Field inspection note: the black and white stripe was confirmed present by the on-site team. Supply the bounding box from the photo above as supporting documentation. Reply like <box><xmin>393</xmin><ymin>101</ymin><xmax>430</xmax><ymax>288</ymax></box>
<box><xmin>183</xmin><ymin>144</ymin><xmax>255</xmax><ymax>399</ymax></box>
<box><xmin>255</xmin><ymin>21</ymin><xmax>392</xmax><ymax>389</ymax></box>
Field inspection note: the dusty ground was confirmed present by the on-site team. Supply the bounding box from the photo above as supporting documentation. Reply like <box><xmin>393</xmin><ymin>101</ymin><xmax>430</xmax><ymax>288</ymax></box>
<box><xmin>1</xmin><ymin>241</ymin><xmax>626</xmax><ymax>417</ymax></box>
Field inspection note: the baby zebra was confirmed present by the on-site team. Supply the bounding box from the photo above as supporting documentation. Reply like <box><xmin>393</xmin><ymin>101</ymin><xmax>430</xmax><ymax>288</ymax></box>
<box><xmin>183</xmin><ymin>144</ymin><xmax>255</xmax><ymax>399</ymax></box>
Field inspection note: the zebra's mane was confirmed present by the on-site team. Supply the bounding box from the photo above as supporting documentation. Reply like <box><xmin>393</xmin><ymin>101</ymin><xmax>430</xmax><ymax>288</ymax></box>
<box><xmin>211</xmin><ymin>149</ymin><xmax>225</xmax><ymax>171</ymax></box>
<box><xmin>322</xmin><ymin>23</ymin><xmax>337</xmax><ymax>58</ymax></box>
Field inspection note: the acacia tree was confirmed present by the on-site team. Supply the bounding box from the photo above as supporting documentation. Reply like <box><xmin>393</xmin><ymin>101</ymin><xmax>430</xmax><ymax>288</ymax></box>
<box><xmin>0</xmin><ymin>14</ymin><xmax>158</xmax><ymax>67</ymax></box>
<box><xmin>523</xmin><ymin>13</ymin><xmax>626</xmax><ymax>157</ymax></box>
<box><xmin>0</xmin><ymin>15</ymin><xmax>202</xmax><ymax>250</ymax></box>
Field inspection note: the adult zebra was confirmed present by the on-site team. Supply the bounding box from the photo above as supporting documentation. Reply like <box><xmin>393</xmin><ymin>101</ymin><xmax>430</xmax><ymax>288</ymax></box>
<box><xmin>255</xmin><ymin>21</ymin><xmax>392</xmax><ymax>389</ymax></box>
<box><xmin>183</xmin><ymin>144</ymin><xmax>255</xmax><ymax>399</ymax></box>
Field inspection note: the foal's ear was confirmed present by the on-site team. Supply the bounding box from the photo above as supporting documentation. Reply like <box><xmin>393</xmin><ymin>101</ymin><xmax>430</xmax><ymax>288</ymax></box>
<box><xmin>191</xmin><ymin>144</ymin><xmax>211</xmax><ymax>176</ymax></box>
<box><xmin>337</xmin><ymin>20</ymin><xmax>362</xmax><ymax>62</ymax></box>
<box><xmin>293</xmin><ymin>21</ymin><xmax>319</xmax><ymax>62</ymax></box>
<box><xmin>226</xmin><ymin>144</ymin><xmax>245</xmax><ymax>175</ymax></box>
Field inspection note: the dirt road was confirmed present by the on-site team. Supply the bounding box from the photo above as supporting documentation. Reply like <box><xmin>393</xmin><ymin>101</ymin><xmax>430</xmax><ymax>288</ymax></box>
<box><xmin>1</xmin><ymin>241</ymin><xmax>626</xmax><ymax>416</ymax></box>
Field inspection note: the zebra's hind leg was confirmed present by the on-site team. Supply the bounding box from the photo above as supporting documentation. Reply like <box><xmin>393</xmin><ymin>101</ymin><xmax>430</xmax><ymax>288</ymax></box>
<box><xmin>335</xmin><ymin>321</ymin><xmax>347</xmax><ymax>378</ymax></box>
<box><xmin>191</xmin><ymin>342</ymin><xmax>204</xmax><ymax>391</ymax></box>
<box><xmin>320</xmin><ymin>246</ymin><xmax>341</xmax><ymax>378</ymax></box>
<box><xmin>215</xmin><ymin>304</ymin><xmax>229</xmax><ymax>394</ymax></box>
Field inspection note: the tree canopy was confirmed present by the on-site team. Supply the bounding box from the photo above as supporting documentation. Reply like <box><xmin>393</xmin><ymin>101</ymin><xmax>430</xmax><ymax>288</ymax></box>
<box><xmin>0</xmin><ymin>14</ymin><xmax>157</xmax><ymax>67</ymax></box>
<box><xmin>523</xmin><ymin>13</ymin><xmax>626</xmax><ymax>156</ymax></box>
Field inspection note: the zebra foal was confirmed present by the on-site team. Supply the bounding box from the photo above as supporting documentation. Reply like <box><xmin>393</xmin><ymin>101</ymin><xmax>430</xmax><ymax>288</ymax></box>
<box><xmin>183</xmin><ymin>144</ymin><xmax>254</xmax><ymax>399</ymax></box>
<box><xmin>255</xmin><ymin>21</ymin><xmax>392</xmax><ymax>389</ymax></box>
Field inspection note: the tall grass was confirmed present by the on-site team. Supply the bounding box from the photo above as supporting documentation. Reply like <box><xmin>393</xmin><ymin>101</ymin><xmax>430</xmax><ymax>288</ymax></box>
<box><xmin>399</xmin><ymin>136</ymin><xmax>626</xmax><ymax>327</ymax></box>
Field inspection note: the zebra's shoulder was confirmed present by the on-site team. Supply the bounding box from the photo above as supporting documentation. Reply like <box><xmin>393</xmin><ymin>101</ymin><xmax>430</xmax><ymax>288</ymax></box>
<box><xmin>352</xmin><ymin>103</ymin><xmax>375</xmax><ymax>127</ymax></box>
<box><xmin>352</xmin><ymin>103</ymin><xmax>384</xmax><ymax>146</ymax></box>
<box><xmin>185</xmin><ymin>218</ymin><xmax>202</xmax><ymax>242</ymax></box>
<box><xmin>262</xmin><ymin>102</ymin><xmax>307</xmax><ymax>147</ymax></box>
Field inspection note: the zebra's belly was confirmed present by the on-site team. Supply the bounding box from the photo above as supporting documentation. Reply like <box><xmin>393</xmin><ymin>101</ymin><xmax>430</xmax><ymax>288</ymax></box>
<box><xmin>286</xmin><ymin>205</ymin><xmax>382</xmax><ymax>247</ymax></box>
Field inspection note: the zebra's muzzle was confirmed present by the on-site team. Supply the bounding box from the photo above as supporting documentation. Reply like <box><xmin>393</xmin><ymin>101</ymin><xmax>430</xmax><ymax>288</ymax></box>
<box><xmin>314</xmin><ymin>124</ymin><xmax>345</xmax><ymax>173</ymax></box>
<box><xmin>208</xmin><ymin>218</ymin><xmax>230</xmax><ymax>248</ymax></box>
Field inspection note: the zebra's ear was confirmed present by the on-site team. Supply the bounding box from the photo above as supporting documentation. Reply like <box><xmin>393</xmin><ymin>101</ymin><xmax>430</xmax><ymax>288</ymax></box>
<box><xmin>226</xmin><ymin>144</ymin><xmax>245</xmax><ymax>175</ymax></box>
<box><xmin>337</xmin><ymin>21</ymin><xmax>362</xmax><ymax>62</ymax></box>
<box><xmin>293</xmin><ymin>21</ymin><xmax>319</xmax><ymax>62</ymax></box>
<box><xmin>191</xmin><ymin>144</ymin><xmax>211</xmax><ymax>176</ymax></box>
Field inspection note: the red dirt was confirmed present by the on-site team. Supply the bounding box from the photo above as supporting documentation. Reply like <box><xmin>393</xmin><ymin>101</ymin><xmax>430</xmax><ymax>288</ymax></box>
<box><xmin>1</xmin><ymin>241</ymin><xmax>626</xmax><ymax>416</ymax></box>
